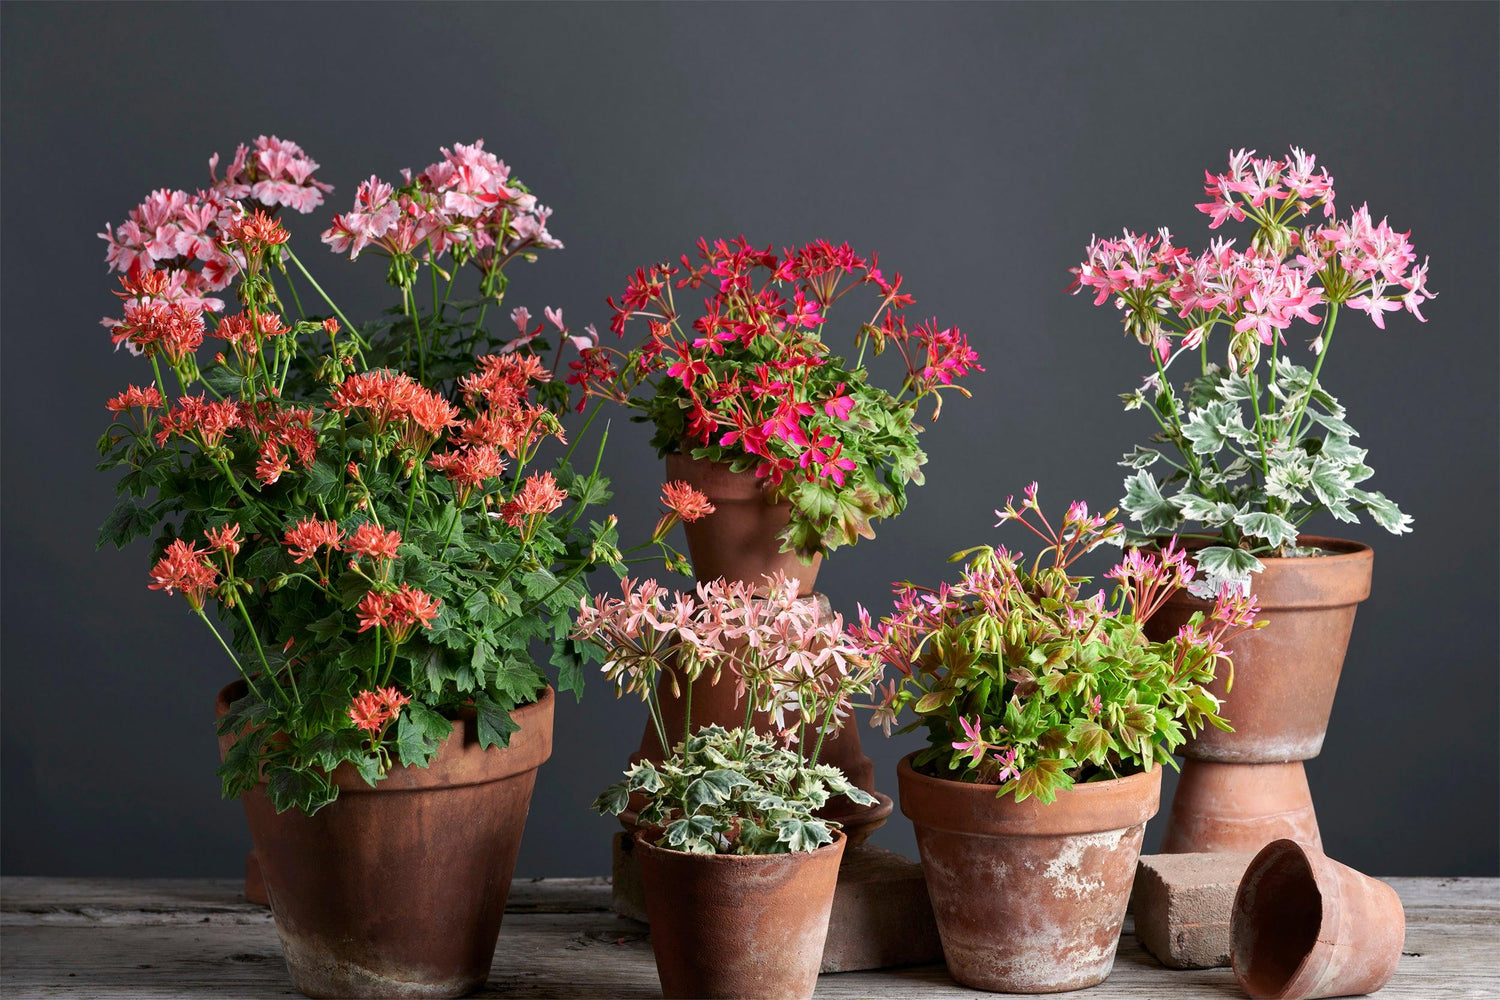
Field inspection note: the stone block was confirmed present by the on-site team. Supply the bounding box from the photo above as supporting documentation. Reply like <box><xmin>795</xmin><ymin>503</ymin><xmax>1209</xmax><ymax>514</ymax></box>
<box><xmin>1131</xmin><ymin>851</ymin><xmax>1256</xmax><ymax>969</ymax></box>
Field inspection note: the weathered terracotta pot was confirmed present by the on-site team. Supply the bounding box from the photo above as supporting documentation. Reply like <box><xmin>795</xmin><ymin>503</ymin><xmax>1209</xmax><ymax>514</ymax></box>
<box><xmin>623</xmin><ymin>594</ymin><xmax>893</xmax><ymax>845</ymax></box>
<box><xmin>898</xmin><ymin>754</ymin><xmax>1160</xmax><ymax>993</ymax></box>
<box><xmin>1147</xmin><ymin>536</ymin><xmax>1373</xmax><ymax>853</ymax></box>
<box><xmin>666</xmin><ymin>453</ymin><xmax>822</xmax><ymax>595</ymax></box>
<box><xmin>1162</xmin><ymin>760</ymin><xmax>1321</xmax><ymax>853</ymax></box>
<box><xmin>635</xmin><ymin>830</ymin><xmax>846</xmax><ymax>1000</ymax></box>
<box><xmin>1232</xmin><ymin>839</ymin><xmax>1405</xmax><ymax>999</ymax></box>
<box><xmin>216</xmin><ymin>682</ymin><xmax>554</xmax><ymax>999</ymax></box>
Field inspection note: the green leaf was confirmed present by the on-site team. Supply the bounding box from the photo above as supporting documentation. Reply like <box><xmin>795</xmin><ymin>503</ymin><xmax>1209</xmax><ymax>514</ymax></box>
<box><xmin>774</xmin><ymin>817</ymin><xmax>833</xmax><ymax>853</ymax></box>
<box><xmin>593</xmin><ymin>780</ymin><xmax>632</xmax><ymax>816</ymax></box>
<box><xmin>1351</xmin><ymin>489</ymin><xmax>1414</xmax><ymax>535</ymax></box>
<box><xmin>266</xmin><ymin>766</ymin><xmax>336</xmax><ymax>815</ymax></box>
<box><xmin>1011</xmin><ymin>757</ymin><xmax>1075</xmax><ymax>804</ymax></box>
<box><xmin>394</xmin><ymin>702</ymin><xmax>453</xmax><ymax>768</ymax></box>
<box><xmin>1121</xmin><ymin>471</ymin><xmax>1180</xmax><ymax>535</ymax></box>
<box><xmin>475</xmin><ymin>691</ymin><xmax>519</xmax><ymax>750</ymax></box>
<box><xmin>97</xmin><ymin>499</ymin><xmax>159</xmax><ymax>550</ymax></box>
<box><xmin>1233</xmin><ymin>511</ymin><xmax>1300</xmax><ymax>549</ymax></box>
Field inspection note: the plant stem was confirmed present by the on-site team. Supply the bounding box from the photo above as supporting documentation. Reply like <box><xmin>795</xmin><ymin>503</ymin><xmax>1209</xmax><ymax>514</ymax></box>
<box><xmin>284</xmin><ymin>248</ymin><xmax>368</xmax><ymax>350</ymax></box>
<box><xmin>197</xmin><ymin>609</ymin><xmax>268</xmax><ymax>703</ymax></box>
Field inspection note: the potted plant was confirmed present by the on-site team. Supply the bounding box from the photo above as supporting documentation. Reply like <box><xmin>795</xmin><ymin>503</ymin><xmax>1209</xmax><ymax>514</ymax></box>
<box><xmin>94</xmin><ymin>140</ymin><xmax>669</xmax><ymax>999</ymax></box>
<box><xmin>570</xmin><ymin>236</ymin><xmax>981</xmax><ymax>593</ymax></box>
<box><xmin>1068</xmin><ymin>146</ymin><xmax>1430</xmax><ymax>852</ymax></box>
<box><xmin>570</xmin><ymin>237</ymin><xmax>978</xmax><ymax>837</ymax></box>
<box><xmin>861</xmin><ymin>487</ymin><xmax>1261</xmax><ymax>993</ymax></box>
<box><xmin>579</xmin><ymin>573</ymin><xmax>882</xmax><ymax>1000</ymax></box>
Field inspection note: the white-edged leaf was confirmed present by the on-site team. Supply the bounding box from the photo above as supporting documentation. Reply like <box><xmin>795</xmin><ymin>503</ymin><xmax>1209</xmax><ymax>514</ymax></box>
<box><xmin>1233</xmin><ymin>511</ymin><xmax>1300</xmax><ymax>549</ymax></box>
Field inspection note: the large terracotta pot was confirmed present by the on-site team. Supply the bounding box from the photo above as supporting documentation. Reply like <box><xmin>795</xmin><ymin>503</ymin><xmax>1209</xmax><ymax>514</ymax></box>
<box><xmin>216</xmin><ymin>682</ymin><xmax>554</xmax><ymax>999</ymax></box>
<box><xmin>1231</xmin><ymin>839</ymin><xmax>1405</xmax><ymax>999</ymax></box>
<box><xmin>665</xmin><ymin>453</ymin><xmax>822</xmax><ymax>595</ymax></box>
<box><xmin>898</xmin><ymin>754</ymin><xmax>1161</xmax><ymax>993</ymax></box>
<box><xmin>623</xmin><ymin>594</ymin><xmax>893</xmax><ymax>845</ymax></box>
<box><xmin>1146</xmin><ymin>536</ymin><xmax>1373</xmax><ymax>854</ymax></box>
<box><xmin>635</xmin><ymin>831</ymin><xmax>846</xmax><ymax>1000</ymax></box>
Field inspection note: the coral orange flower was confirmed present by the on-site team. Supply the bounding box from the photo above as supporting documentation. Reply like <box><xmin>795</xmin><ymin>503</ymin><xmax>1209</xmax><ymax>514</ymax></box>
<box><xmin>344</xmin><ymin>524</ymin><xmax>402</xmax><ymax>562</ymax></box>
<box><xmin>284</xmin><ymin>517</ymin><xmax>344</xmax><ymax>565</ymax></box>
<box><xmin>660</xmin><ymin>481</ymin><xmax>716</xmax><ymax>523</ymax></box>
<box><xmin>105</xmin><ymin>384</ymin><xmax>163</xmax><ymax>415</ymax></box>
<box><xmin>204</xmin><ymin>523</ymin><xmax>242</xmax><ymax>556</ymax></box>
<box><xmin>148</xmin><ymin>539</ymin><xmax>219</xmax><ymax>611</ymax></box>
<box><xmin>500</xmin><ymin>471</ymin><xmax>568</xmax><ymax>528</ymax></box>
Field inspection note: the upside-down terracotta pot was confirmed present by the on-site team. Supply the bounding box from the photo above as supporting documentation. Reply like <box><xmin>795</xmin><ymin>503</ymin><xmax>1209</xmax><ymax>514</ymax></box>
<box><xmin>666</xmin><ymin>453</ymin><xmax>822</xmax><ymax>595</ymax></box>
<box><xmin>636</xmin><ymin>830</ymin><xmax>846</xmax><ymax>1000</ymax></box>
<box><xmin>1232</xmin><ymin>839</ymin><xmax>1405</xmax><ymax>999</ymax></box>
<box><xmin>1147</xmin><ymin>536</ymin><xmax>1373</xmax><ymax>854</ymax></box>
<box><xmin>898</xmin><ymin>754</ymin><xmax>1161</xmax><ymax>993</ymax></box>
<box><xmin>622</xmin><ymin>594</ymin><xmax>893</xmax><ymax>845</ymax></box>
<box><xmin>216</xmin><ymin>682</ymin><xmax>554</xmax><ymax>999</ymax></box>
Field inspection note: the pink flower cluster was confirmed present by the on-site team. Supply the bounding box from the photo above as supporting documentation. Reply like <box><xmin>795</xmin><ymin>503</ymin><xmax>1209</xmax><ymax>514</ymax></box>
<box><xmin>1070</xmin><ymin>147</ymin><xmax>1433</xmax><ymax>364</ymax></box>
<box><xmin>321</xmin><ymin>140</ymin><xmax>561</xmax><ymax>274</ymax></box>
<box><xmin>1105</xmin><ymin>536</ymin><xmax>1195</xmax><ymax>624</ymax></box>
<box><xmin>100</xmin><ymin>136</ymin><xmax>330</xmax><ymax>339</ymax></box>
<box><xmin>572</xmin><ymin>573</ymin><xmax>882</xmax><ymax>741</ymax></box>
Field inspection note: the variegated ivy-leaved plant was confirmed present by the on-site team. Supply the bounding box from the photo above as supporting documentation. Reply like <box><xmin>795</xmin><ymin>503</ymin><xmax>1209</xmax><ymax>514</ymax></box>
<box><xmin>1070</xmin><ymin>147</ymin><xmax>1425</xmax><ymax>594</ymax></box>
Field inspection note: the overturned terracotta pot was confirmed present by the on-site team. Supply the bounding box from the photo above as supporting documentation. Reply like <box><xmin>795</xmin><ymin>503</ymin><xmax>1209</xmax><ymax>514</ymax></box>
<box><xmin>1232</xmin><ymin>839</ymin><xmax>1405</xmax><ymax>999</ymax></box>
<box><xmin>636</xmin><ymin>831</ymin><xmax>846</xmax><ymax>1000</ymax></box>
<box><xmin>898</xmin><ymin>754</ymin><xmax>1160</xmax><ymax>993</ymax></box>
<box><xmin>666</xmin><ymin>453</ymin><xmax>822</xmax><ymax>595</ymax></box>
<box><xmin>216</xmin><ymin>682</ymin><xmax>554</xmax><ymax>999</ymax></box>
<box><xmin>1162</xmin><ymin>761</ymin><xmax>1321</xmax><ymax>854</ymax></box>
<box><xmin>1147</xmin><ymin>536</ymin><xmax>1373</xmax><ymax>853</ymax></box>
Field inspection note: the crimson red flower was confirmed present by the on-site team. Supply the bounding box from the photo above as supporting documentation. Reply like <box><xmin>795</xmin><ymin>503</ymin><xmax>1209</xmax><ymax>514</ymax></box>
<box><xmin>148</xmin><ymin>539</ymin><xmax>219</xmax><ymax>610</ymax></box>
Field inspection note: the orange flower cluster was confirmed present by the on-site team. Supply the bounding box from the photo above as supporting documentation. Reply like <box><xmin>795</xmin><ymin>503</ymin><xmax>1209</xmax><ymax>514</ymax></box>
<box><xmin>105</xmin><ymin>384</ymin><xmax>163</xmax><ymax>415</ymax></box>
<box><xmin>500</xmin><ymin>470</ymin><xmax>568</xmax><ymax>528</ymax></box>
<box><xmin>356</xmin><ymin>584</ymin><xmax>442</xmax><ymax>643</ymax></box>
<box><xmin>347</xmin><ymin>686</ymin><xmax>411</xmax><ymax>734</ymax></box>
<box><xmin>215</xmin><ymin>311</ymin><xmax>290</xmax><ymax>355</ymax></box>
<box><xmin>155</xmin><ymin>395</ymin><xmax>243</xmax><ymax>449</ymax></box>
<box><xmin>328</xmin><ymin>369</ymin><xmax>459</xmax><ymax>452</ymax></box>
<box><xmin>148</xmin><ymin>539</ymin><xmax>219</xmax><ymax>611</ymax></box>
<box><xmin>345</xmin><ymin>523</ymin><xmax>403</xmax><ymax>562</ymax></box>
<box><xmin>284</xmin><ymin>517</ymin><xmax>344</xmax><ymax>565</ymax></box>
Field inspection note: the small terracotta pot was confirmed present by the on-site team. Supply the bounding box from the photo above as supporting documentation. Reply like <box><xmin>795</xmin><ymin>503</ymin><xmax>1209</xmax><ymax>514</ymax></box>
<box><xmin>1147</xmin><ymin>536</ymin><xmax>1372</xmax><ymax>854</ymax></box>
<box><xmin>216</xmin><ymin>682</ymin><xmax>554</xmax><ymax>999</ymax></box>
<box><xmin>898</xmin><ymin>754</ymin><xmax>1160</xmax><ymax>993</ymax></box>
<box><xmin>1232</xmin><ymin>839</ymin><xmax>1405</xmax><ymax>999</ymax></box>
<box><xmin>1162</xmin><ymin>761</ymin><xmax>1321</xmax><ymax>854</ymax></box>
<box><xmin>665</xmin><ymin>453</ymin><xmax>822</xmax><ymax>595</ymax></box>
<box><xmin>635</xmin><ymin>831</ymin><xmax>846</xmax><ymax>1000</ymax></box>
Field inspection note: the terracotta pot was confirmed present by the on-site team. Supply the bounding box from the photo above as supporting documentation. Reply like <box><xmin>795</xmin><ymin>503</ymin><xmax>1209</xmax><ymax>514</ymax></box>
<box><xmin>1147</xmin><ymin>535</ymin><xmax>1372</xmax><ymax>853</ymax></box>
<box><xmin>898</xmin><ymin>754</ymin><xmax>1160</xmax><ymax>993</ymax></box>
<box><xmin>665</xmin><ymin>453</ymin><xmax>822</xmax><ymax>595</ymax></box>
<box><xmin>215</xmin><ymin>682</ymin><xmax>554</xmax><ymax>999</ymax></box>
<box><xmin>1232</xmin><ymin>839</ymin><xmax>1405</xmax><ymax>999</ymax></box>
<box><xmin>1162</xmin><ymin>761</ymin><xmax>1321</xmax><ymax>854</ymax></box>
<box><xmin>635</xmin><ymin>830</ymin><xmax>846</xmax><ymax>1000</ymax></box>
<box><xmin>623</xmin><ymin>594</ymin><xmax>893</xmax><ymax>845</ymax></box>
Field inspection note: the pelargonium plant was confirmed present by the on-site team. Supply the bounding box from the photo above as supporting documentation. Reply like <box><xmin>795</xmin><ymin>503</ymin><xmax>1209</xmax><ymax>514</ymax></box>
<box><xmin>569</xmin><ymin>237</ymin><xmax>982</xmax><ymax>560</ymax></box>
<box><xmin>1070</xmin><ymin>147</ymin><xmax>1425</xmax><ymax>594</ymax></box>
<box><xmin>95</xmin><ymin>138</ymin><xmax>691</xmax><ymax>815</ymax></box>
<box><xmin>577</xmin><ymin>574</ymin><xmax>881</xmax><ymax>854</ymax></box>
<box><xmin>859</xmin><ymin>486</ymin><xmax>1263</xmax><ymax>803</ymax></box>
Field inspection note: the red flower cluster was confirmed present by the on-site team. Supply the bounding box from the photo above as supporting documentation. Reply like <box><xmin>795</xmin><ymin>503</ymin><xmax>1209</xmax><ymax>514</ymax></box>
<box><xmin>284</xmin><ymin>517</ymin><xmax>344</xmax><ymax>567</ymax></box>
<box><xmin>148</xmin><ymin>539</ymin><xmax>219</xmax><ymax>611</ymax></box>
<box><xmin>110</xmin><ymin>277</ymin><xmax>208</xmax><ymax>363</ymax></box>
<box><xmin>660</xmin><ymin>481</ymin><xmax>715</xmax><ymax>523</ymax></box>
<box><xmin>356</xmin><ymin>584</ymin><xmax>442</xmax><ymax>643</ymax></box>
<box><xmin>215</xmin><ymin>311</ymin><xmax>290</xmax><ymax>357</ymax></box>
<box><xmin>348</xmin><ymin>686</ymin><xmax>411</xmax><ymax>734</ymax></box>
<box><xmin>580</xmin><ymin>237</ymin><xmax>980</xmax><ymax>487</ymax></box>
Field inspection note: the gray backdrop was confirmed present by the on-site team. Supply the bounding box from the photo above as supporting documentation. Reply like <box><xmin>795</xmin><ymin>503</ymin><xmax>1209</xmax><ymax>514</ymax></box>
<box><xmin>3</xmin><ymin>2</ymin><xmax>1496</xmax><ymax>879</ymax></box>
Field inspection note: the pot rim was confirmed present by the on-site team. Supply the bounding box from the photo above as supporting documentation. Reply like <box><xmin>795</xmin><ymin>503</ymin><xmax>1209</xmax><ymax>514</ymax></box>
<box><xmin>632</xmin><ymin>827</ymin><xmax>846</xmax><ymax>866</ymax></box>
<box><xmin>897</xmin><ymin>751</ymin><xmax>1161</xmax><ymax>836</ymax></box>
<box><xmin>1158</xmin><ymin>533</ymin><xmax>1373</xmax><ymax>610</ymax></box>
<box><xmin>216</xmin><ymin>680</ymin><xmax>555</xmax><ymax>792</ymax></box>
<box><xmin>1159</xmin><ymin>533</ymin><xmax>1372</xmax><ymax>560</ymax></box>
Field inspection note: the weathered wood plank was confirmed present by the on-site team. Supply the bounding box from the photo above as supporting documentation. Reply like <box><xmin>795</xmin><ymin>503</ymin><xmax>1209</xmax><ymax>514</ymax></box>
<box><xmin>1</xmin><ymin>877</ymin><xmax>1495</xmax><ymax>998</ymax></box>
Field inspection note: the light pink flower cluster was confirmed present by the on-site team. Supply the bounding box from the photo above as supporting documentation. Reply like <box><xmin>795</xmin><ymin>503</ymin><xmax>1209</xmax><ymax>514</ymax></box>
<box><xmin>1105</xmin><ymin>536</ymin><xmax>1195</xmax><ymax>624</ymax></box>
<box><xmin>572</xmin><ymin>572</ymin><xmax>881</xmax><ymax>742</ymax></box>
<box><xmin>100</xmin><ymin>136</ymin><xmax>331</xmax><ymax>341</ymax></box>
<box><xmin>321</xmin><ymin>139</ymin><xmax>561</xmax><ymax>276</ymax></box>
<box><xmin>1070</xmin><ymin>147</ymin><xmax>1433</xmax><ymax>367</ymax></box>
<box><xmin>210</xmin><ymin>135</ymin><xmax>333</xmax><ymax>214</ymax></box>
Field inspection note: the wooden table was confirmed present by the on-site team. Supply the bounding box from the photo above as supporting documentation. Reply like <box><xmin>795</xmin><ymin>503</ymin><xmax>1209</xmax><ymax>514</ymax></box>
<box><xmin>2</xmin><ymin>876</ymin><xmax>1495</xmax><ymax>998</ymax></box>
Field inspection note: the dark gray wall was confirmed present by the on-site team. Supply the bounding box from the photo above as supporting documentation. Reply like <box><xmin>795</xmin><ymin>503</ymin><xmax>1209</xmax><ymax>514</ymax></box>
<box><xmin>3</xmin><ymin>1</ymin><xmax>1496</xmax><ymax>879</ymax></box>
